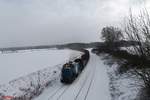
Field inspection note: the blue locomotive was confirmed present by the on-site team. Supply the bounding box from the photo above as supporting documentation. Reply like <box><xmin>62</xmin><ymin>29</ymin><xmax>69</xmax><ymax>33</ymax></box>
<box><xmin>60</xmin><ymin>50</ymin><xmax>89</xmax><ymax>84</ymax></box>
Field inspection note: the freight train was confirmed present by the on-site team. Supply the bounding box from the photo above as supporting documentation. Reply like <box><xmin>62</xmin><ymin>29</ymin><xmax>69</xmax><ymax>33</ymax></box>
<box><xmin>60</xmin><ymin>49</ymin><xmax>89</xmax><ymax>84</ymax></box>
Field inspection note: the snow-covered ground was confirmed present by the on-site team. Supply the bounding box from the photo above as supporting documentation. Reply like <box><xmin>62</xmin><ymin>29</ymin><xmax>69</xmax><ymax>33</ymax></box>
<box><xmin>101</xmin><ymin>54</ymin><xmax>143</xmax><ymax>100</ymax></box>
<box><xmin>0</xmin><ymin>49</ymin><xmax>80</xmax><ymax>84</ymax></box>
<box><xmin>0</xmin><ymin>63</ymin><xmax>62</xmax><ymax>99</ymax></box>
<box><xmin>34</xmin><ymin>53</ymin><xmax>111</xmax><ymax>100</ymax></box>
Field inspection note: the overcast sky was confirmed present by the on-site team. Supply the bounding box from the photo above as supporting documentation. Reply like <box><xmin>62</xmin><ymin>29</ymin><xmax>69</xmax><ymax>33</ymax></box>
<box><xmin>0</xmin><ymin>0</ymin><xmax>149</xmax><ymax>48</ymax></box>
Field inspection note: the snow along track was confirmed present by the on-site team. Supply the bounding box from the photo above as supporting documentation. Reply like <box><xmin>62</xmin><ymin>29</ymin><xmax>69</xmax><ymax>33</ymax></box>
<box><xmin>34</xmin><ymin>53</ymin><xmax>111</xmax><ymax>100</ymax></box>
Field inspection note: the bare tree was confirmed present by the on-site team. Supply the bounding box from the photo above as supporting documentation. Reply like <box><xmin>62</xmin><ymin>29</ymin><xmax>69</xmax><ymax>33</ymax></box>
<box><xmin>101</xmin><ymin>26</ymin><xmax>122</xmax><ymax>43</ymax></box>
<box><xmin>123</xmin><ymin>8</ymin><xmax>150</xmax><ymax>58</ymax></box>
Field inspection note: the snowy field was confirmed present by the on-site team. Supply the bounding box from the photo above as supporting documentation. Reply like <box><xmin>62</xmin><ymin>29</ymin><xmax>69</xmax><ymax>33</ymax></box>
<box><xmin>0</xmin><ymin>49</ymin><xmax>74</xmax><ymax>84</ymax></box>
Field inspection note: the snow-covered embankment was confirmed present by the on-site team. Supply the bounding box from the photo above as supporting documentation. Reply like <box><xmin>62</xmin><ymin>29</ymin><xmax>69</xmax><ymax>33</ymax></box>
<box><xmin>0</xmin><ymin>49</ymin><xmax>76</xmax><ymax>99</ymax></box>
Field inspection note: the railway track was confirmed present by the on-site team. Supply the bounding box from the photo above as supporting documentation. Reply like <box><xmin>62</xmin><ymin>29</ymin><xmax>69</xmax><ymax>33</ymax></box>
<box><xmin>49</xmin><ymin>56</ymin><xmax>96</xmax><ymax>100</ymax></box>
<box><xmin>83</xmin><ymin>62</ymin><xmax>96</xmax><ymax>100</ymax></box>
<box><xmin>43</xmin><ymin>50</ymin><xmax>98</xmax><ymax>100</ymax></box>
<box><xmin>74</xmin><ymin>60</ymin><xmax>96</xmax><ymax>100</ymax></box>
<box><xmin>74</xmin><ymin>70</ymin><xmax>91</xmax><ymax>100</ymax></box>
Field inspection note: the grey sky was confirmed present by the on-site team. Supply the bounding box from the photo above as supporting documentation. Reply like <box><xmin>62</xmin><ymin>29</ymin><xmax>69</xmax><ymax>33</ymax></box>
<box><xmin>0</xmin><ymin>0</ymin><xmax>148</xmax><ymax>47</ymax></box>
